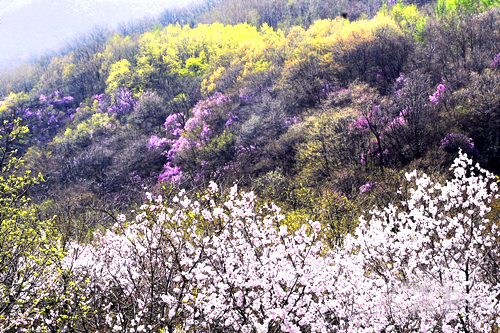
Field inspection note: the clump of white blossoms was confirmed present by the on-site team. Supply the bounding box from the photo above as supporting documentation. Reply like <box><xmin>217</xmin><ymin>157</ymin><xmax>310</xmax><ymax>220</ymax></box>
<box><xmin>343</xmin><ymin>150</ymin><xmax>500</xmax><ymax>332</ymax></box>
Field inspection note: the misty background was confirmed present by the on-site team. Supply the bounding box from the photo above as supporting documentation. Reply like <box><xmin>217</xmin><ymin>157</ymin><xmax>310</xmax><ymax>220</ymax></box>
<box><xmin>0</xmin><ymin>0</ymin><xmax>195</xmax><ymax>69</ymax></box>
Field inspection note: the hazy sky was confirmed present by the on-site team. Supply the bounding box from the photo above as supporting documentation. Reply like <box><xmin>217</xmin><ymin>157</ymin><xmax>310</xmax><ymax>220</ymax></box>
<box><xmin>0</xmin><ymin>0</ymin><xmax>191</xmax><ymax>69</ymax></box>
<box><xmin>1</xmin><ymin>0</ymin><xmax>182</xmax><ymax>14</ymax></box>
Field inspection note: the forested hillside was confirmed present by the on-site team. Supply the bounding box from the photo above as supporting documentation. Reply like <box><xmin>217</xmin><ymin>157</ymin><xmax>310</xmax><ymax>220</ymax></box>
<box><xmin>0</xmin><ymin>0</ymin><xmax>500</xmax><ymax>331</ymax></box>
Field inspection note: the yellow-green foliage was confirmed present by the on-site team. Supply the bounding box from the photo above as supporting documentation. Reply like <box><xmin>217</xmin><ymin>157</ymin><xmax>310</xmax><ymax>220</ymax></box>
<box><xmin>205</xmin><ymin>129</ymin><xmax>236</xmax><ymax>152</ymax></box>
<box><xmin>53</xmin><ymin>108</ymin><xmax>116</xmax><ymax>148</ymax></box>
<box><xmin>101</xmin><ymin>34</ymin><xmax>137</xmax><ymax>64</ymax></box>
<box><xmin>133</xmin><ymin>22</ymin><xmax>287</xmax><ymax>94</ymax></box>
<box><xmin>36</xmin><ymin>53</ymin><xmax>76</xmax><ymax>92</ymax></box>
<box><xmin>281</xmin><ymin>184</ymin><xmax>359</xmax><ymax>247</ymax></box>
<box><xmin>286</xmin><ymin>14</ymin><xmax>403</xmax><ymax>73</ymax></box>
<box><xmin>0</xmin><ymin>118</ymin><xmax>63</xmax><ymax>329</ymax></box>
<box><xmin>136</xmin><ymin>23</ymin><xmax>261</xmax><ymax>83</ymax></box>
<box><xmin>103</xmin><ymin>16</ymin><xmax>402</xmax><ymax>95</ymax></box>
<box><xmin>100</xmin><ymin>34</ymin><xmax>138</xmax><ymax>89</ymax></box>
<box><xmin>228</xmin><ymin>24</ymin><xmax>286</xmax><ymax>84</ymax></box>
<box><xmin>63</xmin><ymin>62</ymin><xmax>78</xmax><ymax>80</ymax></box>
<box><xmin>0</xmin><ymin>92</ymin><xmax>30</xmax><ymax>118</ymax></box>
<box><xmin>437</xmin><ymin>0</ymin><xmax>499</xmax><ymax>15</ymax></box>
<box><xmin>106</xmin><ymin>59</ymin><xmax>134</xmax><ymax>96</ymax></box>
<box><xmin>385</xmin><ymin>2</ymin><xmax>426</xmax><ymax>41</ymax></box>
<box><xmin>201</xmin><ymin>66</ymin><xmax>226</xmax><ymax>94</ymax></box>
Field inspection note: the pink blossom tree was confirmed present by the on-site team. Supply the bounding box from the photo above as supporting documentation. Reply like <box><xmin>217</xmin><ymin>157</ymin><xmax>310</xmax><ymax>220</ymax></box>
<box><xmin>23</xmin><ymin>151</ymin><xmax>499</xmax><ymax>332</ymax></box>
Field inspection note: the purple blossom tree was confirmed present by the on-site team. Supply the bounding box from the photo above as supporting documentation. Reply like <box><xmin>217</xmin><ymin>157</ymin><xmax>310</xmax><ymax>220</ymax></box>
<box><xmin>107</xmin><ymin>88</ymin><xmax>135</xmax><ymax>119</ymax></box>
<box><xmin>441</xmin><ymin>133</ymin><xmax>475</xmax><ymax>154</ymax></box>
<box><xmin>21</xmin><ymin>92</ymin><xmax>76</xmax><ymax>144</ymax></box>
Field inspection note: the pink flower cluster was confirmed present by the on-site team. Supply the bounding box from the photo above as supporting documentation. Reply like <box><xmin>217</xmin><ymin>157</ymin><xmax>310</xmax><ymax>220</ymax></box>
<box><xmin>156</xmin><ymin>92</ymin><xmax>237</xmax><ymax>184</ymax></box>
<box><xmin>184</xmin><ymin>92</ymin><xmax>229</xmax><ymax>133</ymax></box>
<box><xmin>429</xmin><ymin>84</ymin><xmax>446</xmax><ymax>104</ymax></box>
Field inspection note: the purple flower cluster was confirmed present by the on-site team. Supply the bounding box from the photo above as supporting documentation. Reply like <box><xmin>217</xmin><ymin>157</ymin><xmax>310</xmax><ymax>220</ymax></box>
<box><xmin>52</xmin><ymin>96</ymin><xmax>74</xmax><ymax>105</ymax></box>
<box><xmin>236</xmin><ymin>145</ymin><xmax>257</xmax><ymax>154</ymax></box>
<box><xmin>38</xmin><ymin>91</ymin><xmax>74</xmax><ymax>107</ymax></box>
<box><xmin>352</xmin><ymin>117</ymin><xmax>370</xmax><ymax>130</ymax></box>
<box><xmin>213</xmin><ymin>161</ymin><xmax>239</xmax><ymax>179</ymax></box>
<box><xmin>93</xmin><ymin>94</ymin><xmax>107</xmax><ymax>106</ymax></box>
<box><xmin>184</xmin><ymin>93</ymin><xmax>230</xmax><ymax>138</ymax></box>
<box><xmin>39</xmin><ymin>91</ymin><xmax>75</xmax><ymax>107</ymax></box>
<box><xmin>362</xmin><ymin>140</ymin><xmax>389</xmax><ymax>164</ymax></box>
<box><xmin>193</xmin><ymin>92</ymin><xmax>229</xmax><ymax>117</ymax></box>
<box><xmin>200</xmin><ymin>123</ymin><xmax>212</xmax><ymax>139</ymax></box>
<box><xmin>225</xmin><ymin>113</ymin><xmax>239</xmax><ymax>127</ymax></box>
<box><xmin>48</xmin><ymin>114</ymin><xmax>58</xmax><ymax>124</ymax></box>
<box><xmin>147</xmin><ymin>135</ymin><xmax>168</xmax><ymax>150</ymax></box>
<box><xmin>158</xmin><ymin>162</ymin><xmax>184</xmax><ymax>184</ymax></box>
<box><xmin>352</xmin><ymin>105</ymin><xmax>385</xmax><ymax>131</ymax></box>
<box><xmin>440</xmin><ymin>133</ymin><xmax>474</xmax><ymax>153</ymax></box>
<box><xmin>396</xmin><ymin>74</ymin><xmax>405</xmax><ymax>84</ymax></box>
<box><xmin>130</xmin><ymin>171</ymin><xmax>142</xmax><ymax>183</ymax></box>
<box><xmin>107</xmin><ymin>89</ymin><xmax>135</xmax><ymax>117</ymax></box>
<box><xmin>164</xmin><ymin>136</ymin><xmax>192</xmax><ymax>160</ymax></box>
<box><xmin>157</xmin><ymin>93</ymin><xmax>234</xmax><ymax>185</ymax></box>
<box><xmin>318</xmin><ymin>80</ymin><xmax>335</xmax><ymax>100</ymax></box>
<box><xmin>22</xmin><ymin>92</ymin><xmax>76</xmax><ymax>143</ymax></box>
<box><xmin>238</xmin><ymin>86</ymin><xmax>268</xmax><ymax>104</ymax></box>
<box><xmin>164</xmin><ymin>113</ymin><xmax>184</xmax><ymax>136</ymax></box>
<box><xmin>491</xmin><ymin>53</ymin><xmax>500</xmax><ymax>69</ymax></box>
<box><xmin>388</xmin><ymin>115</ymin><xmax>405</xmax><ymax>129</ymax></box>
<box><xmin>387</xmin><ymin>109</ymin><xmax>408</xmax><ymax>132</ymax></box>
<box><xmin>239</xmin><ymin>87</ymin><xmax>256</xmax><ymax>104</ymax></box>
<box><xmin>91</xmin><ymin>94</ymin><xmax>111</xmax><ymax>113</ymax></box>
<box><xmin>393</xmin><ymin>74</ymin><xmax>406</xmax><ymax>95</ymax></box>
<box><xmin>283</xmin><ymin>116</ymin><xmax>300</xmax><ymax>129</ymax></box>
